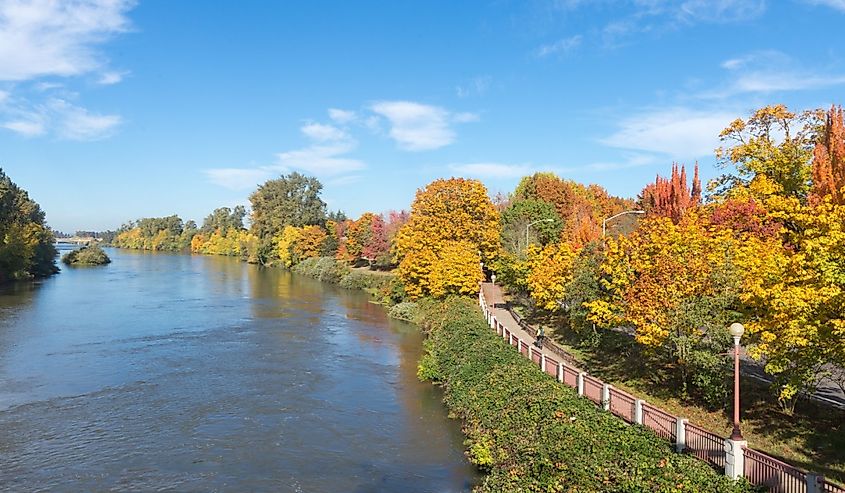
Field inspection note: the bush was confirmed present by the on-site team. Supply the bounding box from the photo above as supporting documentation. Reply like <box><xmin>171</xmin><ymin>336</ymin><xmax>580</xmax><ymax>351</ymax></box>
<box><xmin>387</xmin><ymin>301</ymin><xmax>420</xmax><ymax>323</ymax></box>
<box><xmin>61</xmin><ymin>244</ymin><xmax>111</xmax><ymax>266</ymax></box>
<box><xmin>292</xmin><ymin>256</ymin><xmax>350</xmax><ymax>283</ymax></box>
<box><xmin>416</xmin><ymin>297</ymin><xmax>754</xmax><ymax>492</ymax></box>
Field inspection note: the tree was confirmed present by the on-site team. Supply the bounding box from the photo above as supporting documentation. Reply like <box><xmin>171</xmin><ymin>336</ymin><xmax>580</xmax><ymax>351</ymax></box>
<box><xmin>362</xmin><ymin>214</ymin><xmax>390</xmax><ymax>267</ymax></box>
<box><xmin>525</xmin><ymin>242</ymin><xmax>576</xmax><ymax>311</ymax></box>
<box><xmin>0</xmin><ymin>168</ymin><xmax>58</xmax><ymax>282</ymax></box>
<box><xmin>811</xmin><ymin>105</ymin><xmax>845</xmax><ymax>205</ymax></box>
<box><xmin>639</xmin><ymin>163</ymin><xmax>701</xmax><ymax>223</ymax></box>
<box><xmin>293</xmin><ymin>225</ymin><xmax>327</xmax><ymax>261</ymax></box>
<box><xmin>500</xmin><ymin>199</ymin><xmax>562</xmax><ymax>254</ymax></box>
<box><xmin>395</xmin><ymin>178</ymin><xmax>500</xmax><ymax>298</ymax></box>
<box><xmin>249</xmin><ymin>172</ymin><xmax>327</xmax><ymax>263</ymax></box>
<box><xmin>713</xmin><ymin>105</ymin><xmax>821</xmax><ymax>202</ymax></box>
<box><xmin>201</xmin><ymin>206</ymin><xmax>246</xmax><ymax>234</ymax></box>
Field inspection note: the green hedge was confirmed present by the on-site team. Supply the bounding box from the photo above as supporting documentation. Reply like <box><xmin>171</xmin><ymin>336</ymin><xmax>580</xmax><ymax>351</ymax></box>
<box><xmin>417</xmin><ymin>297</ymin><xmax>755</xmax><ymax>492</ymax></box>
<box><xmin>293</xmin><ymin>256</ymin><xmax>394</xmax><ymax>292</ymax></box>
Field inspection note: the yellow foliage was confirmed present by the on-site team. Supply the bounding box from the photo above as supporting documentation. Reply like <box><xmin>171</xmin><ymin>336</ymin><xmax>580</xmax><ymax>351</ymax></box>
<box><xmin>395</xmin><ymin>178</ymin><xmax>500</xmax><ymax>298</ymax></box>
<box><xmin>526</xmin><ymin>242</ymin><xmax>576</xmax><ymax>311</ymax></box>
<box><xmin>276</xmin><ymin>225</ymin><xmax>303</xmax><ymax>268</ymax></box>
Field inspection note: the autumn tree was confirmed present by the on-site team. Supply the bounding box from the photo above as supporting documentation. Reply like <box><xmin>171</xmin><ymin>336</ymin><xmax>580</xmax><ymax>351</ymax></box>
<box><xmin>362</xmin><ymin>214</ymin><xmax>390</xmax><ymax>267</ymax></box>
<box><xmin>249</xmin><ymin>173</ymin><xmax>327</xmax><ymax>264</ymax></box>
<box><xmin>500</xmin><ymin>199</ymin><xmax>562</xmax><ymax>254</ymax></box>
<box><xmin>639</xmin><ymin>163</ymin><xmax>701</xmax><ymax>223</ymax></box>
<box><xmin>525</xmin><ymin>242</ymin><xmax>576</xmax><ymax>311</ymax></box>
<box><xmin>0</xmin><ymin>169</ymin><xmax>58</xmax><ymax>282</ymax></box>
<box><xmin>811</xmin><ymin>105</ymin><xmax>845</xmax><ymax>205</ymax></box>
<box><xmin>713</xmin><ymin>105</ymin><xmax>821</xmax><ymax>202</ymax></box>
<box><xmin>395</xmin><ymin>178</ymin><xmax>500</xmax><ymax>298</ymax></box>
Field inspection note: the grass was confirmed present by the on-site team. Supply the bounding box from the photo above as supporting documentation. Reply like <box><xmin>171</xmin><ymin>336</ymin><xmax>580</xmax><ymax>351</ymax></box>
<box><xmin>509</xmin><ymin>298</ymin><xmax>845</xmax><ymax>486</ymax></box>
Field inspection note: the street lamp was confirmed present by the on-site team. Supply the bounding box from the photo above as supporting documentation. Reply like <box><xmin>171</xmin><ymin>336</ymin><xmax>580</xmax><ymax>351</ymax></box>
<box><xmin>525</xmin><ymin>218</ymin><xmax>554</xmax><ymax>248</ymax></box>
<box><xmin>729</xmin><ymin>322</ymin><xmax>745</xmax><ymax>440</ymax></box>
<box><xmin>602</xmin><ymin>210</ymin><xmax>646</xmax><ymax>237</ymax></box>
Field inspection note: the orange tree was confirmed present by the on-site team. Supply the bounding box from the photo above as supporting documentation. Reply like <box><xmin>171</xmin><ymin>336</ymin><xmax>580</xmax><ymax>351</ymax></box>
<box><xmin>395</xmin><ymin>178</ymin><xmax>500</xmax><ymax>298</ymax></box>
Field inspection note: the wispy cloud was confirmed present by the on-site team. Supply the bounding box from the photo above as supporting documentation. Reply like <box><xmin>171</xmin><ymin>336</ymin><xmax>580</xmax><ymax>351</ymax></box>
<box><xmin>0</xmin><ymin>0</ymin><xmax>135</xmax><ymax>81</ymax></box>
<box><xmin>1</xmin><ymin>97</ymin><xmax>121</xmax><ymax>140</ymax></box>
<box><xmin>204</xmin><ymin>168</ymin><xmax>274</xmax><ymax>191</ymax></box>
<box><xmin>601</xmin><ymin>107</ymin><xmax>736</xmax><ymax>158</ymax></box>
<box><xmin>536</xmin><ymin>35</ymin><xmax>583</xmax><ymax>58</ymax></box>
<box><xmin>301</xmin><ymin>122</ymin><xmax>348</xmax><ymax>142</ymax></box>
<box><xmin>802</xmin><ymin>0</ymin><xmax>845</xmax><ymax>12</ymax></box>
<box><xmin>276</xmin><ymin>141</ymin><xmax>365</xmax><ymax>176</ymax></box>
<box><xmin>328</xmin><ymin>108</ymin><xmax>356</xmax><ymax>124</ymax></box>
<box><xmin>456</xmin><ymin>75</ymin><xmax>492</xmax><ymax>98</ymax></box>
<box><xmin>702</xmin><ymin>50</ymin><xmax>845</xmax><ymax>98</ymax></box>
<box><xmin>97</xmin><ymin>71</ymin><xmax>128</xmax><ymax>85</ymax></box>
<box><xmin>449</xmin><ymin>162</ymin><xmax>534</xmax><ymax>179</ymax></box>
<box><xmin>370</xmin><ymin>101</ymin><xmax>478</xmax><ymax>151</ymax></box>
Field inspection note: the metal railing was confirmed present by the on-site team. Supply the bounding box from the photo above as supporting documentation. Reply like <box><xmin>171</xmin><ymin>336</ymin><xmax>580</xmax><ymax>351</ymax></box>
<box><xmin>609</xmin><ymin>387</ymin><xmax>636</xmax><ymax>422</ymax></box>
<box><xmin>685</xmin><ymin>422</ymin><xmax>726</xmax><ymax>470</ymax></box>
<box><xmin>744</xmin><ymin>446</ymin><xmax>808</xmax><ymax>493</ymax></box>
<box><xmin>641</xmin><ymin>402</ymin><xmax>677</xmax><ymax>442</ymax></box>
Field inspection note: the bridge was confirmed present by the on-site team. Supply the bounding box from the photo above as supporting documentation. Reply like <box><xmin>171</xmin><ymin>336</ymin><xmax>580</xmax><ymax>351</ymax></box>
<box><xmin>55</xmin><ymin>236</ymin><xmax>99</xmax><ymax>245</ymax></box>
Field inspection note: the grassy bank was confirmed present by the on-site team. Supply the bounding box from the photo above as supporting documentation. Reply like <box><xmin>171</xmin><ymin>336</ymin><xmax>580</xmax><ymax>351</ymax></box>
<box><xmin>292</xmin><ymin>256</ymin><xmax>395</xmax><ymax>293</ymax></box>
<box><xmin>416</xmin><ymin>297</ymin><xmax>753</xmax><ymax>492</ymax></box>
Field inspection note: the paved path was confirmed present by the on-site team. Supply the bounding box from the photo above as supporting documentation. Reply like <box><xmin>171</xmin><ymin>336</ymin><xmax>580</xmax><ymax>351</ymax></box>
<box><xmin>480</xmin><ymin>282</ymin><xmax>845</xmax><ymax>410</ymax></box>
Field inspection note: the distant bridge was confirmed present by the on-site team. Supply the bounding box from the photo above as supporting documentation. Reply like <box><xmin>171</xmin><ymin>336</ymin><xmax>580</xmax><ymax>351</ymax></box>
<box><xmin>55</xmin><ymin>236</ymin><xmax>99</xmax><ymax>245</ymax></box>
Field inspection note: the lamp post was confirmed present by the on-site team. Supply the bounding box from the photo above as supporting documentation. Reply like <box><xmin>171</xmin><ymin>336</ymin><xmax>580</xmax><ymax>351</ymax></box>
<box><xmin>729</xmin><ymin>322</ymin><xmax>745</xmax><ymax>440</ymax></box>
<box><xmin>525</xmin><ymin>218</ymin><xmax>554</xmax><ymax>248</ymax></box>
<box><xmin>602</xmin><ymin>210</ymin><xmax>645</xmax><ymax>237</ymax></box>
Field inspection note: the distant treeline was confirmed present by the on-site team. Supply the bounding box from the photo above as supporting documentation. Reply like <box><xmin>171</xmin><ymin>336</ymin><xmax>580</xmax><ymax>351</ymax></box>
<box><xmin>0</xmin><ymin>169</ymin><xmax>58</xmax><ymax>283</ymax></box>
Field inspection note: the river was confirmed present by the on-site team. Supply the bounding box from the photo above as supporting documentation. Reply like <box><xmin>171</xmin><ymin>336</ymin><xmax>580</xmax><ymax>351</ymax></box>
<box><xmin>0</xmin><ymin>248</ymin><xmax>478</xmax><ymax>492</ymax></box>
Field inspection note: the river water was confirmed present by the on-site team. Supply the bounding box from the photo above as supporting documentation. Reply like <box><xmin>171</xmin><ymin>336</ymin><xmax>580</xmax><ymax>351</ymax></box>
<box><xmin>0</xmin><ymin>248</ymin><xmax>477</xmax><ymax>492</ymax></box>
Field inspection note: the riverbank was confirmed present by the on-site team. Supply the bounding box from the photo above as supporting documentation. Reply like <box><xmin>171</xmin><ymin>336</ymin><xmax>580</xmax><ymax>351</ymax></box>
<box><xmin>415</xmin><ymin>296</ymin><xmax>753</xmax><ymax>492</ymax></box>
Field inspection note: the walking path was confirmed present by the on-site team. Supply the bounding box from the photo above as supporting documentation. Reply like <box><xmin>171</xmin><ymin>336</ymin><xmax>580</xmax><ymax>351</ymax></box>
<box><xmin>481</xmin><ymin>282</ymin><xmax>845</xmax><ymax>410</ymax></box>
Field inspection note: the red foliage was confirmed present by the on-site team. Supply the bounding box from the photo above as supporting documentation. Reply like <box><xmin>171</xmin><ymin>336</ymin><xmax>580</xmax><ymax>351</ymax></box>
<box><xmin>811</xmin><ymin>105</ymin><xmax>845</xmax><ymax>205</ymax></box>
<box><xmin>639</xmin><ymin>163</ymin><xmax>701</xmax><ymax>223</ymax></box>
<box><xmin>362</xmin><ymin>214</ymin><xmax>389</xmax><ymax>261</ymax></box>
<box><xmin>710</xmin><ymin>198</ymin><xmax>780</xmax><ymax>239</ymax></box>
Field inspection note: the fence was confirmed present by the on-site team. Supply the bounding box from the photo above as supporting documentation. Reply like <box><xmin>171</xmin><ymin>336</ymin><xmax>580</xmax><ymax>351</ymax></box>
<box><xmin>478</xmin><ymin>287</ymin><xmax>839</xmax><ymax>493</ymax></box>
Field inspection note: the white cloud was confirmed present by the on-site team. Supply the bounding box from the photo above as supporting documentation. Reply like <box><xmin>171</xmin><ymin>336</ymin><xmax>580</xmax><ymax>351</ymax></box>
<box><xmin>704</xmin><ymin>51</ymin><xmax>845</xmax><ymax>98</ymax></box>
<box><xmin>301</xmin><ymin>122</ymin><xmax>347</xmax><ymax>142</ymax></box>
<box><xmin>370</xmin><ymin>100</ymin><xmax>477</xmax><ymax>151</ymax></box>
<box><xmin>276</xmin><ymin>141</ymin><xmax>365</xmax><ymax>176</ymax></box>
<box><xmin>204</xmin><ymin>168</ymin><xmax>274</xmax><ymax>191</ymax></box>
<box><xmin>803</xmin><ymin>0</ymin><xmax>845</xmax><ymax>12</ymax></box>
<box><xmin>676</xmin><ymin>0</ymin><xmax>766</xmax><ymax>23</ymax></box>
<box><xmin>328</xmin><ymin>108</ymin><xmax>356</xmax><ymax>124</ymax></box>
<box><xmin>587</xmin><ymin>153</ymin><xmax>659</xmax><ymax>171</ymax></box>
<box><xmin>2</xmin><ymin>119</ymin><xmax>45</xmax><ymax>137</ymax></box>
<box><xmin>0</xmin><ymin>0</ymin><xmax>135</xmax><ymax>81</ymax></box>
<box><xmin>456</xmin><ymin>75</ymin><xmax>491</xmax><ymax>98</ymax></box>
<box><xmin>601</xmin><ymin>107</ymin><xmax>735</xmax><ymax>158</ymax></box>
<box><xmin>97</xmin><ymin>70</ymin><xmax>127</xmax><ymax>85</ymax></box>
<box><xmin>50</xmin><ymin>99</ymin><xmax>121</xmax><ymax>140</ymax></box>
<box><xmin>449</xmin><ymin>162</ymin><xmax>533</xmax><ymax>179</ymax></box>
<box><xmin>536</xmin><ymin>35</ymin><xmax>583</xmax><ymax>58</ymax></box>
<box><xmin>0</xmin><ymin>90</ymin><xmax>8</xmax><ymax>104</ymax></box>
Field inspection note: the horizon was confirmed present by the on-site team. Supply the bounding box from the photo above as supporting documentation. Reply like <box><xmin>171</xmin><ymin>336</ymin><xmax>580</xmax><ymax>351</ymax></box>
<box><xmin>2</xmin><ymin>1</ymin><xmax>844</xmax><ymax>231</ymax></box>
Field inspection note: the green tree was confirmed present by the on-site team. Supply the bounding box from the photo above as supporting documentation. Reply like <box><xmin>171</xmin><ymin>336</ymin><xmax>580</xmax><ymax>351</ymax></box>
<box><xmin>249</xmin><ymin>172</ymin><xmax>327</xmax><ymax>264</ymax></box>
<box><xmin>499</xmin><ymin>199</ymin><xmax>562</xmax><ymax>253</ymax></box>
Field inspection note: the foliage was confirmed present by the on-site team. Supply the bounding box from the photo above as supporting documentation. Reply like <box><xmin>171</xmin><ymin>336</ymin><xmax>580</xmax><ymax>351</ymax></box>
<box><xmin>0</xmin><ymin>169</ymin><xmax>58</xmax><ymax>282</ymax></box>
<box><xmin>525</xmin><ymin>242</ymin><xmax>576</xmax><ymax>311</ymax></box>
<box><xmin>62</xmin><ymin>244</ymin><xmax>111</xmax><ymax>266</ymax></box>
<box><xmin>276</xmin><ymin>225</ymin><xmax>303</xmax><ymax>268</ymax></box>
<box><xmin>499</xmin><ymin>199</ymin><xmax>562</xmax><ymax>253</ymax></box>
<box><xmin>416</xmin><ymin>297</ymin><xmax>752</xmax><ymax>492</ymax></box>
<box><xmin>561</xmin><ymin>241</ymin><xmax>606</xmax><ymax>343</ymax></box>
<box><xmin>200</xmin><ymin>206</ymin><xmax>246</xmax><ymax>234</ymax></box>
<box><xmin>113</xmin><ymin>215</ymin><xmax>195</xmax><ymax>252</ymax></box>
<box><xmin>191</xmin><ymin>228</ymin><xmax>258</xmax><ymax>261</ymax></box>
<box><xmin>395</xmin><ymin>178</ymin><xmax>500</xmax><ymax>298</ymax></box>
<box><xmin>249</xmin><ymin>172</ymin><xmax>327</xmax><ymax>264</ymax></box>
<box><xmin>387</xmin><ymin>301</ymin><xmax>420</xmax><ymax>323</ymax></box>
<box><xmin>292</xmin><ymin>256</ymin><xmax>352</xmax><ymax>284</ymax></box>
<box><xmin>639</xmin><ymin>163</ymin><xmax>701</xmax><ymax>223</ymax></box>
<box><xmin>713</xmin><ymin>104</ymin><xmax>821</xmax><ymax>202</ymax></box>
<box><xmin>811</xmin><ymin>105</ymin><xmax>845</xmax><ymax>205</ymax></box>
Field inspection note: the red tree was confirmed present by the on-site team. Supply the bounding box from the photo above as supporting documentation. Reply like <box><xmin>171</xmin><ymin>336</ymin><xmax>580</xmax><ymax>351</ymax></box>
<box><xmin>811</xmin><ymin>105</ymin><xmax>845</xmax><ymax>205</ymax></box>
<box><xmin>639</xmin><ymin>163</ymin><xmax>701</xmax><ymax>223</ymax></box>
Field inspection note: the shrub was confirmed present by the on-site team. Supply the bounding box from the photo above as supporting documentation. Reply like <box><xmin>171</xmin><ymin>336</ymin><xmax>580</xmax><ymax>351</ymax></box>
<box><xmin>387</xmin><ymin>301</ymin><xmax>419</xmax><ymax>323</ymax></box>
<box><xmin>61</xmin><ymin>245</ymin><xmax>111</xmax><ymax>266</ymax></box>
<box><xmin>417</xmin><ymin>297</ymin><xmax>754</xmax><ymax>492</ymax></box>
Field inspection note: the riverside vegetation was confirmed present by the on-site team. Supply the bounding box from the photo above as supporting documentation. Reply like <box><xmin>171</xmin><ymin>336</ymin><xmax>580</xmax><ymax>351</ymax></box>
<box><xmin>103</xmin><ymin>103</ymin><xmax>845</xmax><ymax>489</ymax></box>
<box><xmin>61</xmin><ymin>244</ymin><xmax>111</xmax><ymax>266</ymax></box>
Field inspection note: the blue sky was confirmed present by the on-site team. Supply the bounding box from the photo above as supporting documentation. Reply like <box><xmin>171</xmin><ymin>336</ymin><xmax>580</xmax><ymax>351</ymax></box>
<box><xmin>1</xmin><ymin>0</ymin><xmax>843</xmax><ymax>232</ymax></box>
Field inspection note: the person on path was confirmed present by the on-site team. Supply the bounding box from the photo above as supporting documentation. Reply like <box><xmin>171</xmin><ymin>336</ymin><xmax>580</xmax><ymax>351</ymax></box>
<box><xmin>535</xmin><ymin>325</ymin><xmax>545</xmax><ymax>348</ymax></box>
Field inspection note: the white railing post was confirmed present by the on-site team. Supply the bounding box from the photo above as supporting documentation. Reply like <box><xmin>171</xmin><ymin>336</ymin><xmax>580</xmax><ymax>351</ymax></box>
<box><xmin>509</xmin><ymin>333</ymin><xmax>513</xmax><ymax>345</ymax></box>
<box><xmin>577</xmin><ymin>372</ymin><xmax>585</xmax><ymax>396</ymax></box>
<box><xmin>490</xmin><ymin>315</ymin><xmax>496</xmax><ymax>329</ymax></box>
<box><xmin>541</xmin><ymin>354</ymin><xmax>546</xmax><ymax>373</ymax></box>
<box><xmin>634</xmin><ymin>399</ymin><xmax>644</xmax><ymax>425</ymax></box>
<box><xmin>602</xmin><ymin>384</ymin><xmax>612</xmax><ymax>411</ymax></box>
<box><xmin>724</xmin><ymin>438</ymin><xmax>746</xmax><ymax>480</ymax></box>
<box><xmin>557</xmin><ymin>362</ymin><xmax>564</xmax><ymax>383</ymax></box>
<box><xmin>675</xmin><ymin>418</ymin><xmax>688</xmax><ymax>453</ymax></box>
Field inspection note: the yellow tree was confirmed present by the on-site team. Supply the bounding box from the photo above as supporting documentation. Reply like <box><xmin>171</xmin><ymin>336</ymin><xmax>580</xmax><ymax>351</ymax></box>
<box><xmin>293</xmin><ymin>225</ymin><xmax>327</xmax><ymax>261</ymax></box>
<box><xmin>276</xmin><ymin>225</ymin><xmax>303</xmax><ymax>267</ymax></box>
<box><xmin>525</xmin><ymin>242</ymin><xmax>576</xmax><ymax>311</ymax></box>
<box><xmin>395</xmin><ymin>178</ymin><xmax>500</xmax><ymax>298</ymax></box>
